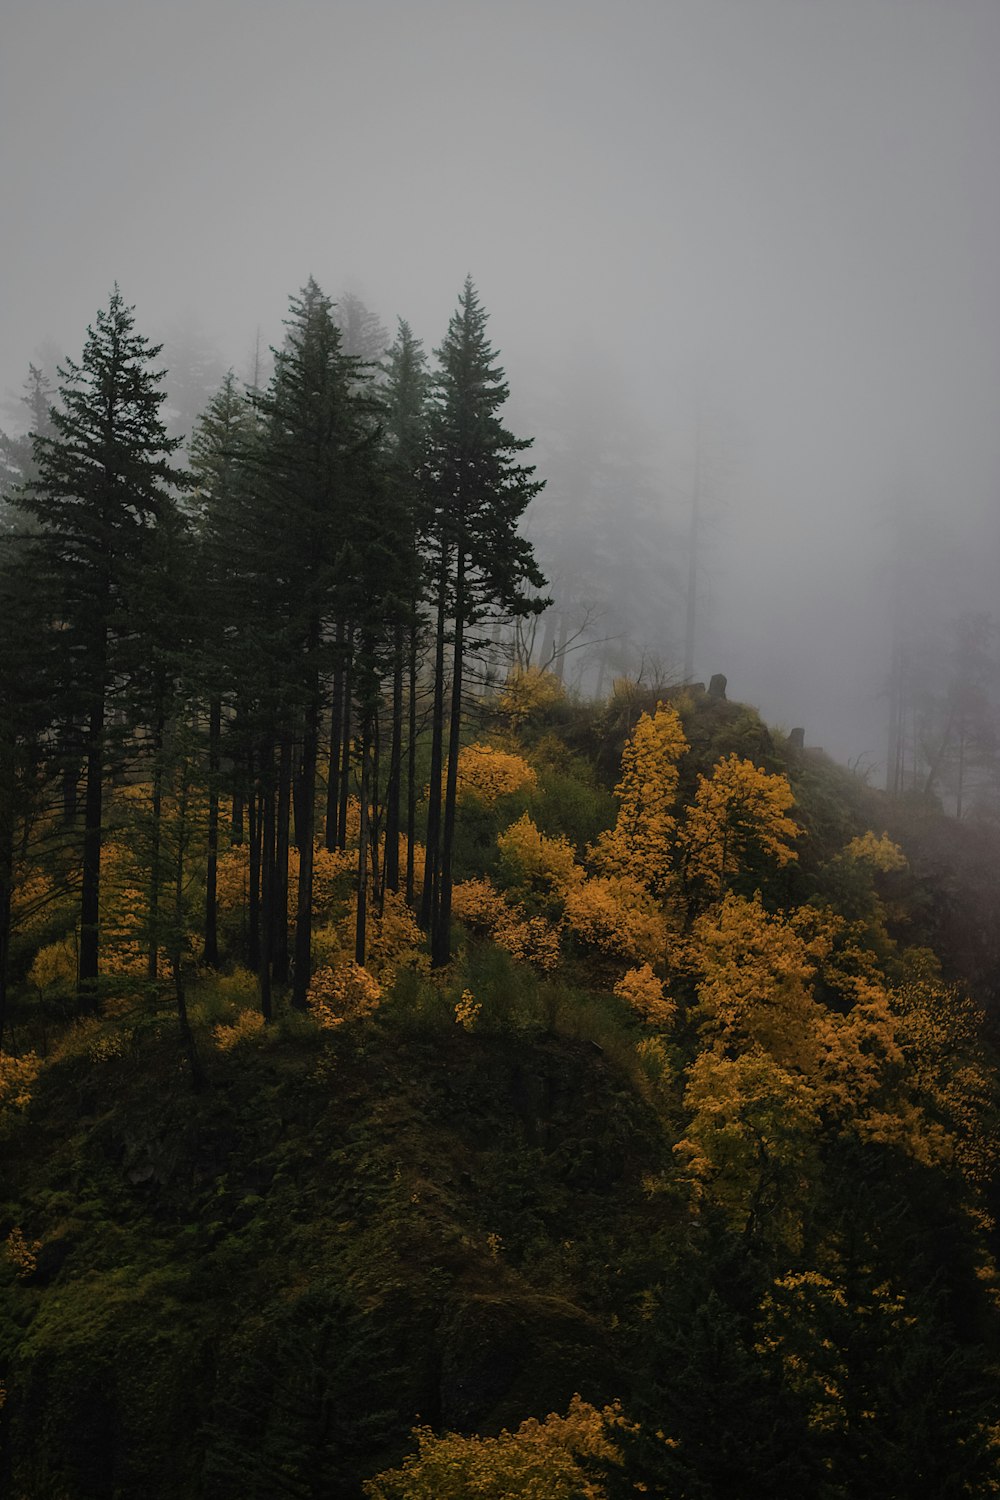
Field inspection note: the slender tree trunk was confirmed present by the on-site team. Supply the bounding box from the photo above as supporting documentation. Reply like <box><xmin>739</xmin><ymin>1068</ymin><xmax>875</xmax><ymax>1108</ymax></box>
<box><xmin>355</xmin><ymin>707</ymin><xmax>370</xmax><ymax>966</ymax></box>
<box><xmin>383</xmin><ymin>618</ymin><xmax>404</xmax><ymax>893</ymax></box>
<box><xmin>247</xmin><ymin>752</ymin><xmax>260</xmax><ymax>969</ymax></box>
<box><xmin>78</xmin><ymin>692</ymin><xmax>106</xmax><ymax>1014</ymax></box>
<box><xmin>433</xmin><ymin>549</ymin><xmax>465</xmax><ymax>968</ymax></box>
<box><xmin>0</xmin><ymin>815</ymin><xmax>12</xmax><ymax>1053</ymax></box>
<box><xmin>337</xmin><ymin>630</ymin><xmax>353</xmax><ymax>850</ymax></box>
<box><xmin>370</xmin><ymin>703</ymin><xmax>383</xmax><ymax>912</ymax></box>
<box><xmin>272</xmin><ymin>735</ymin><xmax>292</xmax><ymax>983</ymax></box>
<box><xmin>325</xmin><ymin>617</ymin><xmax>346</xmax><ymax>851</ymax></box>
<box><xmin>421</xmin><ymin>544</ymin><xmax>449</xmax><ymax>933</ymax></box>
<box><xmin>231</xmin><ymin>785</ymin><xmax>245</xmax><ymax>845</ymax></box>
<box><xmin>203</xmin><ymin>695</ymin><xmax>221</xmax><ymax>967</ymax></box>
<box><xmin>259</xmin><ymin>773</ymin><xmax>275</xmax><ymax>1023</ymax></box>
<box><xmin>405</xmin><ymin>609</ymin><xmax>419</xmax><ymax>908</ymax></box>
<box><xmin>292</xmin><ymin>654</ymin><xmax>320</xmax><ymax>1010</ymax></box>
<box><xmin>147</xmin><ymin>703</ymin><xmax>165</xmax><ymax>982</ymax></box>
<box><xmin>171</xmin><ymin>764</ymin><xmax>205</xmax><ymax>1091</ymax></box>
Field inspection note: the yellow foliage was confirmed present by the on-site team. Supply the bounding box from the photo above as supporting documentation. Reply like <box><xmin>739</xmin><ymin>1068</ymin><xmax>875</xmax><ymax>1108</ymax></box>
<box><xmin>451</xmin><ymin>873</ymin><xmax>562</xmax><ymax>972</ymax></box>
<box><xmin>614</xmin><ymin>964</ymin><xmax>677</xmax><ymax>1029</ymax></box>
<box><xmin>678</xmin><ymin>754</ymin><xmax>799</xmax><ymax>897</ymax></box>
<box><xmin>497</xmin><ymin>813</ymin><xmax>582</xmax><ymax>904</ymax></box>
<box><xmin>11</xmin><ymin>868</ymin><xmax>61</xmax><ymax>936</ymax></box>
<box><xmin>845</xmin><ymin>830</ymin><xmax>907</xmax><ymax>872</ymax></box>
<box><xmin>213</xmin><ymin>1008</ymin><xmax>266</xmax><ymax>1051</ymax></box>
<box><xmin>691</xmin><ymin>893</ymin><xmax>829</xmax><ymax>1069</ymax></box>
<box><xmin>6</xmin><ymin>1227</ymin><xmax>41</xmax><ymax>1279</ymax></box>
<box><xmin>454</xmin><ymin>989</ymin><xmax>481</xmax><ymax>1031</ymax></box>
<box><xmin>360</xmin><ymin>890</ymin><xmax>426</xmax><ymax>982</ymax></box>
<box><xmin>592</xmin><ymin>702</ymin><xmax>688</xmax><ymax>894</ymax></box>
<box><xmin>891</xmin><ymin>975</ymin><xmax>996</xmax><ymax>1182</ymax></box>
<box><xmin>493</xmin><ymin>909</ymin><xmax>563</xmax><ymax>972</ymax></box>
<box><xmin>675</xmin><ymin>1046</ymin><xmax>820</xmax><ymax>1242</ymax></box>
<box><xmin>0</xmin><ymin>1052</ymin><xmax>42</xmax><ymax>1115</ymax></box>
<box><xmin>498</xmin><ymin>664</ymin><xmax>567</xmax><ymax>724</ymax></box>
<box><xmin>447</xmin><ymin>742</ymin><xmax>538</xmax><ymax>804</ymax></box>
<box><xmin>28</xmin><ymin>936</ymin><xmax>77</xmax><ymax>993</ymax></box>
<box><xmin>307</xmin><ymin>961</ymin><xmax>382</xmax><ymax>1028</ymax></box>
<box><xmin>363</xmin><ymin>1393</ymin><xmax>625</xmax><ymax>1500</ymax></box>
<box><xmin>451</xmin><ymin>877</ymin><xmax>512</xmax><ymax>934</ymax></box>
<box><xmin>563</xmin><ymin>874</ymin><xmax>667</xmax><ymax>966</ymax></box>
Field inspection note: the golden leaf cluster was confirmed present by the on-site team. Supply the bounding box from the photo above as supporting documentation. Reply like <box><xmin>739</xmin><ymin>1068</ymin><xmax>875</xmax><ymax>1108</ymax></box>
<box><xmin>307</xmin><ymin>961</ymin><xmax>382</xmax><ymax>1028</ymax></box>
<box><xmin>363</xmin><ymin>1393</ymin><xmax>625</xmax><ymax>1500</ymax></box>
<box><xmin>447</xmin><ymin>742</ymin><xmax>538</xmax><ymax>804</ymax></box>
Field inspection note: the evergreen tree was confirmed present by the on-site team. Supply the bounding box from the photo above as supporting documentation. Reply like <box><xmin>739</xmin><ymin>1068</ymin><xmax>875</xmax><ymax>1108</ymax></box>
<box><xmin>378</xmin><ymin>319</ymin><xmax>429</xmax><ymax>900</ymax></box>
<box><xmin>14</xmin><ymin>288</ymin><xmax>184</xmax><ymax>1009</ymax></box>
<box><xmin>421</xmin><ymin>278</ymin><xmax>546</xmax><ymax>965</ymax></box>
<box><xmin>250</xmin><ymin>279</ymin><xmax>378</xmax><ymax>1009</ymax></box>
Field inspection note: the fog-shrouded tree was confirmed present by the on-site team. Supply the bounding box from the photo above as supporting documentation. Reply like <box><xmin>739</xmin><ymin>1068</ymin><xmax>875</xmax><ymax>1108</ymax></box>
<box><xmin>378</xmin><ymin>319</ymin><xmax>430</xmax><ymax>901</ymax></box>
<box><xmin>420</xmin><ymin>277</ymin><xmax>547</xmax><ymax>966</ymax></box>
<box><xmin>13</xmin><ymin>288</ymin><xmax>185</xmax><ymax>1010</ymax></box>
<box><xmin>188</xmin><ymin>369</ymin><xmax>261</xmax><ymax>967</ymax></box>
<box><xmin>251</xmin><ymin>279</ymin><xmax>379</xmax><ymax>1010</ymax></box>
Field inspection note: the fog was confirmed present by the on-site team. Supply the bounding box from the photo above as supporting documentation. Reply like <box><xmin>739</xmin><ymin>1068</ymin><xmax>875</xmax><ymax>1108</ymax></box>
<box><xmin>4</xmin><ymin>0</ymin><xmax>1000</xmax><ymax>775</ymax></box>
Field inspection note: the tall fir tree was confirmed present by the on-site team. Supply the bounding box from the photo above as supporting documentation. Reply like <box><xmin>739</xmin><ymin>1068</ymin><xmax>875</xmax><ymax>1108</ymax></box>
<box><xmin>421</xmin><ymin>278</ymin><xmax>546</xmax><ymax>965</ymax></box>
<box><xmin>15</xmin><ymin>288</ymin><xmax>184</xmax><ymax>1010</ymax></box>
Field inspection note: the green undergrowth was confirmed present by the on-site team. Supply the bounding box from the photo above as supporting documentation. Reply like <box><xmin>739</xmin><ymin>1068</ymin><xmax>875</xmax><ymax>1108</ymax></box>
<box><xmin>1</xmin><ymin>965</ymin><xmax>672</xmax><ymax>1499</ymax></box>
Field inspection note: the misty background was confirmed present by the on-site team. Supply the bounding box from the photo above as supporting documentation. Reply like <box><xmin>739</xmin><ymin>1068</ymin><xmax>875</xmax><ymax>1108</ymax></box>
<box><xmin>3</xmin><ymin>0</ymin><xmax>999</xmax><ymax>778</ymax></box>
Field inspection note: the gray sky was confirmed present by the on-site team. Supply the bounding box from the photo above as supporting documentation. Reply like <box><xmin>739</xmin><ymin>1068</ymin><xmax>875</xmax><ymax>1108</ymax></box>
<box><xmin>4</xmin><ymin>0</ymin><xmax>1000</xmax><ymax>769</ymax></box>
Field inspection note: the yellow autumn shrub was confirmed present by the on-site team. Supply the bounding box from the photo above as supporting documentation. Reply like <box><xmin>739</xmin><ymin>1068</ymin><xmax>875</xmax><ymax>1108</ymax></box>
<box><xmin>678</xmin><ymin>753</ymin><xmax>799</xmax><ymax>897</ymax></box>
<box><xmin>213</xmin><ymin>1008</ymin><xmax>266</xmax><ymax>1051</ymax></box>
<box><xmin>447</xmin><ymin>742</ymin><xmax>538</xmax><ymax>804</ymax></box>
<box><xmin>497</xmin><ymin>812</ymin><xmax>582</xmax><ymax>905</ymax></box>
<box><xmin>498</xmin><ymin>665</ymin><xmax>567</xmax><ymax>725</ymax></box>
<box><xmin>614</xmin><ymin>964</ymin><xmax>677</xmax><ymax>1029</ymax></box>
<box><xmin>363</xmin><ymin>1394</ymin><xmax>624</xmax><ymax>1500</ymax></box>
<box><xmin>307</xmin><ymin>961</ymin><xmax>382</xmax><ymax>1028</ymax></box>
<box><xmin>845</xmin><ymin>830</ymin><xmax>907</xmax><ymax>872</ymax></box>
<box><xmin>563</xmin><ymin>873</ymin><xmax>666</xmax><ymax>966</ymax></box>
<box><xmin>592</xmin><ymin>701</ymin><xmax>688</xmax><ymax>895</ymax></box>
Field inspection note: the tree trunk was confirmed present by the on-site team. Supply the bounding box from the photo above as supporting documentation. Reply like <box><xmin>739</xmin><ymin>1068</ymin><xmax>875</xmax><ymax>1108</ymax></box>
<box><xmin>78</xmin><ymin>693</ymin><xmax>105</xmax><ymax>1014</ymax></box>
<box><xmin>203</xmin><ymin>695</ymin><xmax>221</xmax><ymax>967</ymax></box>
<box><xmin>405</xmin><ymin>609</ymin><xmax>419</xmax><ymax>908</ymax></box>
<box><xmin>259</xmin><ymin>773</ymin><xmax>275</xmax><ymax>1023</ymax></box>
<box><xmin>355</xmin><ymin>708</ymin><xmax>370</xmax><ymax>966</ymax></box>
<box><xmin>147</xmin><ymin>702</ymin><xmax>165</xmax><ymax>982</ymax></box>
<box><xmin>292</xmin><ymin>657</ymin><xmax>320</xmax><ymax>1010</ymax></box>
<box><xmin>433</xmin><ymin>549</ymin><xmax>464</xmax><ymax>968</ymax></box>
<box><xmin>325</xmin><ymin>617</ymin><xmax>346</xmax><ymax>851</ymax></box>
<box><xmin>421</xmin><ymin>543</ymin><xmax>449</xmax><ymax>933</ymax></box>
<box><xmin>337</xmin><ymin>630</ymin><xmax>353</xmax><ymax>850</ymax></box>
<box><xmin>272</xmin><ymin>735</ymin><xmax>292</xmax><ymax>983</ymax></box>
<box><xmin>383</xmin><ymin>618</ymin><xmax>404</xmax><ymax>893</ymax></box>
<box><xmin>247</xmin><ymin>751</ymin><xmax>260</xmax><ymax>970</ymax></box>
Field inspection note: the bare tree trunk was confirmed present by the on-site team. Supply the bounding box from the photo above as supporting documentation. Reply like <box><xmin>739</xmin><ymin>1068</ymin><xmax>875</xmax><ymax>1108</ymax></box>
<box><xmin>272</xmin><ymin>735</ymin><xmax>292</xmax><ymax>984</ymax></box>
<box><xmin>383</xmin><ymin>619</ymin><xmax>404</xmax><ymax>892</ymax></box>
<box><xmin>203</xmin><ymin>695</ymin><xmax>221</xmax><ymax>967</ymax></box>
<box><xmin>405</xmin><ymin>610</ymin><xmax>419</xmax><ymax>908</ymax></box>
<box><xmin>433</xmin><ymin>549</ymin><xmax>464</xmax><ymax>969</ymax></box>
<box><xmin>421</xmin><ymin>543</ymin><xmax>449</xmax><ymax>934</ymax></box>
<box><xmin>325</xmin><ymin>617</ymin><xmax>346</xmax><ymax>851</ymax></box>
<box><xmin>292</xmin><ymin>657</ymin><xmax>320</xmax><ymax>1010</ymax></box>
<box><xmin>355</xmin><ymin>708</ymin><xmax>371</xmax><ymax>966</ymax></box>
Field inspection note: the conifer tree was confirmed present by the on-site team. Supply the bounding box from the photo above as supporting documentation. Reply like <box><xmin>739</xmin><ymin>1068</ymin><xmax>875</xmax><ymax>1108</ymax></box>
<box><xmin>378</xmin><ymin>319</ymin><xmax>429</xmax><ymax>899</ymax></box>
<box><xmin>421</xmin><ymin>278</ymin><xmax>546</xmax><ymax>965</ymax></box>
<box><xmin>15</xmin><ymin>288</ymin><xmax>184</xmax><ymax>1010</ymax></box>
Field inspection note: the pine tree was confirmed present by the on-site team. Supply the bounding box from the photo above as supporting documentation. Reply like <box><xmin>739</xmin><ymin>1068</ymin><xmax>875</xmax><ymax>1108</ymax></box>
<box><xmin>15</xmin><ymin>288</ymin><xmax>184</xmax><ymax>1010</ymax></box>
<box><xmin>421</xmin><ymin>278</ymin><xmax>546</xmax><ymax>966</ymax></box>
<box><xmin>378</xmin><ymin>319</ymin><xmax>429</xmax><ymax>900</ymax></box>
